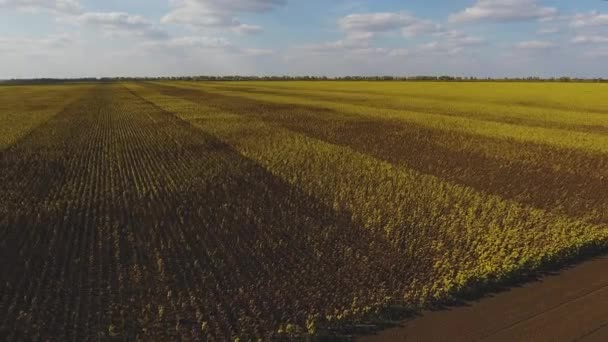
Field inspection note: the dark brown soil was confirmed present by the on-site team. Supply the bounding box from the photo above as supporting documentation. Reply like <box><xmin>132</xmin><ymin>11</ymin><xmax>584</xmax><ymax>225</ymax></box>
<box><xmin>359</xmin><ymin>256</ymin><xmax>608</xmax><ymax>342</ymax></box>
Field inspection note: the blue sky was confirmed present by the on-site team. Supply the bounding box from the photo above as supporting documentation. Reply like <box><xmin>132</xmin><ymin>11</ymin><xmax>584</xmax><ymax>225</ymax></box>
<box><xmin>1</xmin><ymin>0</ymin><xmax>607</xmax><ymax>78</ymax></box>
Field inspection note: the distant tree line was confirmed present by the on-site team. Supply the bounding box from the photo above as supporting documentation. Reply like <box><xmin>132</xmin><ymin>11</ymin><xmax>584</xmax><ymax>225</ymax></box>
<box><xmin>0</xmin><ymin>78</ymin><xmax>99</xmax><ymax>85</ymax></box>
<box><xmin>1</xmin><ymin>75</ymin><xmax>606</xmax><ymax>84</ymax></box>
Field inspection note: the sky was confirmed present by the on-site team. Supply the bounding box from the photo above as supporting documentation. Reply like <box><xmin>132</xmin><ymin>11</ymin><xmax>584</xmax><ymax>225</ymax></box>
<box><xmin>0</xmin><ymin>0</ymin><xmax>607</xmax><ymax>78</ymax></box>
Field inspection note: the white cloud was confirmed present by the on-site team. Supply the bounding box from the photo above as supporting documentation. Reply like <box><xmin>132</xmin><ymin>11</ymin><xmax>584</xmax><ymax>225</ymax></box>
<box><xmin>3</xmin><ymin>0</ymin><xmax>607</xmax><ymax>79</ymax></box>
<box><xmin>339</xmin><ymin>12</ymin><xmax>415</xmax><ymax>32</ymax></box>
<box><xmin>0</xmin><ymin>33</ymin><xmax>76</xmax><ymax>54</ymax></box>
<box><xmin>0</xmin><ymin>0</ymin><xmax>80</xmax><ymax>14</ymax></box>
<box><xmin>162</xmin><ymin>0</ymin><xmax>285</xmax><ymax>33</ymax></box>
<box><xmin>299</xmin><ymin>39</ymin><xmax>369</xmax><ymax>54</ymax></box>
<box><xmin>144</xmin><ymin>36</ymin><xmax>232</xmax><ymax>50</ymax></box>
<box><xmin>241</xmin><ymin>48</ymin><xmax>274</xmax><ymax>56</ymax></box>
<box><xmin>141</xmin><ymin>36</ymin><xmax>274</xmax><ymax>57</ymax></box>
<box><xmin>232</xmin><ymin>24</ymin><xmax>263</xmax><ymax>35</ymax></box>
<box><xmin>572</xmin><ymin>35</ymin><xmax>608</xmax><ymax>44</ymax></box>
<box><xmin>417</xmin><ymin>41</ymin><xmax>440</xmax><ymax>52</ymax></box>
<box><xmin>405</xmin><ymin>30</ymin><xmax>485</xmax><ymax>56</ymax></box>
<box><xmin>302</xmin><ymin>10</ymin><xmax>484</xmax><ymax>60</ymax></box>
<box><xmin>338</xmin><ymin>12</ymin><xmax>442</xmax><ymax>38</ymax></box>
<box><xmin>585</xmin><ymin>48</ymin><xmax>608</xmax><ymax>58</ymax></box>
<box><xmin>402</xmin><ymin>20</ymin><xmax>441</xmax><ymax>37</ymax></box>
<box><xmin>434</xmin><ymin>30</ymin><xmax>485</xmax><ymax>46</ymax></box>
<box><xmin>388</xmin><ymin>48</ymin><xmax>410</xmax><ymax>57</ymax></box>
<box><xmin>537</xmin><ymin>27</ymin><xmax>559</xmax><ymax>34</ymax></box>
<box><xmin>571</xmin><ymin>11</ymin><xmax>608</xmax><ymax>28</ymax></box>
<box><xmin>71</xmin><ymin>12</ymin><xmax>168</xmax><ymax>40</ymax></box>
<box><xmin>414</xmin><ymin>33</ymin><xmax>484</xmax><ymax>56</ymax></box>
<box><xmin>299</xmin><ymin>27</ymin><xmax>483</xmax><ymax>60</ymax></box>
<box><xmin>177</xmin><ymin>0</ymin><xmax>285</xmax><ymax>13</ymax></box>
<box><xmin>449</xmin><ymin>0</ymin><xmax>557</xmax><ymax>23</ymax></box>
<box><xmin>516</xmin><ymin>40</ymin><xmax>555</xmax><ymax>49</ymax></box>
<box><xmin>298</xmin><ymin>30</ymin><xmax>387</xmax><ymax>57</ymax></box>
<box><xmin>337</xmin><ymin>11</ymin><xmax>486</xmax><ymax>47</ymax></box>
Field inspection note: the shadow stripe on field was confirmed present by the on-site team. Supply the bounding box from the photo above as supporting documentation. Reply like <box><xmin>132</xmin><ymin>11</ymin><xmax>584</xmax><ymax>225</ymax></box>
<box><xmin>204</xmin><ymin>84</ymin><xmax>608</xmax><ymax>135</ymax></box>
<box><xmin>143</xmin><ymin>82</ymin><xmax>608</xmax><ymax>225</ymax></box>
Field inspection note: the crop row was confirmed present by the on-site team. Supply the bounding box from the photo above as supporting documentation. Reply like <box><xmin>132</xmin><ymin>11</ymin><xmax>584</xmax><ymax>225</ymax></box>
<box><xmin>0</xmin><ymin>84</ymin><xmax>92</xmax><ymax>150</ymax></box>
<box><xmin>195</xmin><ymin>82</ymin><xmax>608</xmax><ymax>134</ymax></box>
<box><xmin>136</xmin><ymin>82</ymin><xmax>608</xmax><ymax>225</ymax></box>
<box><xmin>3</xmin><ymin>81</ymin><xmax>607</xmax><ymax>340</ymax></box>
<box><xmin>164</xmin><ymin>81</ymin><xmax>608</xmax><ymax>154</ymax></box>
<box><xmin>128</xmin><ymin>82</ymin><xmax>608</xmax><ymax>335</ymax></box>
<box><xmin>2</xmin><ymin>85</ymin><xmax>417</xmax><ymax>340</ymax></box>
<box><xmin>195</xmin><ymin>80</ymin><xmax>608</xmax><ymax>114</ymax></box>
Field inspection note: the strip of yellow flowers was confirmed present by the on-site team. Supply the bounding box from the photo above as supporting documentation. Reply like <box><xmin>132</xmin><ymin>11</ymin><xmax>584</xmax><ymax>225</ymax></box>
<box><xmin>196</xmin><ymin>81</ymin><xmax>608</xmax><ymax>133</ymax></box>
<box><xmin>165</xmin><ymin>81</ymin><xmax>608</xmax><ymax>155</ymax></box>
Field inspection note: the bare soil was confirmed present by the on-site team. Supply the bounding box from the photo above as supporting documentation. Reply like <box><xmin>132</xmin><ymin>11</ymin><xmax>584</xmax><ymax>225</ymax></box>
<box><xmin>359</xmin><ymin>256</ymin><xmax>608</xmax><ymax>341</ymax></box>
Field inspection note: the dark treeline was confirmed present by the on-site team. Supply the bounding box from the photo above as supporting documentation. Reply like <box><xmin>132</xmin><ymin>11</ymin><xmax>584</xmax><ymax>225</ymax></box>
<box><xmin>0</xmin><ymin>78</ymin><xmax>100</xmax><ymax>85</ymax></box>
<box><xmin>1</xmin><ymin>75</ymin><xmax>607</xmax><ymax>84</ymax></box>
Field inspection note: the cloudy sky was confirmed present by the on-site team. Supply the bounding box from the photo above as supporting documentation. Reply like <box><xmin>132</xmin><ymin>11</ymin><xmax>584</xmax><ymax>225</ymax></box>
<box><xmin>1</xmin><ymin>0</ymin><xmax>607</xmax><ymax>78</ymax></box>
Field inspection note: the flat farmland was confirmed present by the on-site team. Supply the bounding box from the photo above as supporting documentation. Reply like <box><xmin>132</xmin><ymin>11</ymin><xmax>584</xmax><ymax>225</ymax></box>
<box><xmin>1</xmin><ymin>81</ymin><xmax>607</xmax><ymax>340</ymax></box>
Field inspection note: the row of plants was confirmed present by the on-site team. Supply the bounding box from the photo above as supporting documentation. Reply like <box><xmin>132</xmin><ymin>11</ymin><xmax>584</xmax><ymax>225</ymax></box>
<box><xmin>0</xmin><ymin>84</ymin><xmax>91</xmax><ymax>150</ymax></box>
<box><xmin>130</xmin><ymin>82</ymin><xmax>608</xmax><ymax>338</ymax></box>
<box><xmin>2</xmin><ymin>85</ymin><xmax>412</xmax><ymax>340</ymax></box>
<box><xmin>197</xmin><ymin>81</ymin><xmax>608</xmax><ymax>134</ymax></box>
<box><xmin>141</xmin><ymin>82</ymin><xmax>608</xmax><ymax>225</ymax></box>
<box><xmin>165</xmin><ymin>81</ymin><xmax>608</xmax><ymax>154</ymax></box>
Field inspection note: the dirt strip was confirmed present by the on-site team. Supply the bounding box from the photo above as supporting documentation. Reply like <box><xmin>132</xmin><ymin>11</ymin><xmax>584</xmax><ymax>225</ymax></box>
<box><xmin>359</xmin><ymin>256</ymin><xmax>608</xmax><ymax>342</ymax></box>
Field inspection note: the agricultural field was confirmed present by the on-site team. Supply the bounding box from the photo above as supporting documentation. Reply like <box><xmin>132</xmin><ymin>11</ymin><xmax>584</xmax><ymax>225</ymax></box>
<box><xmin>1</xmin><ymin>81</ymin><xmax>607</xmax><ymax>340</ymax></box>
